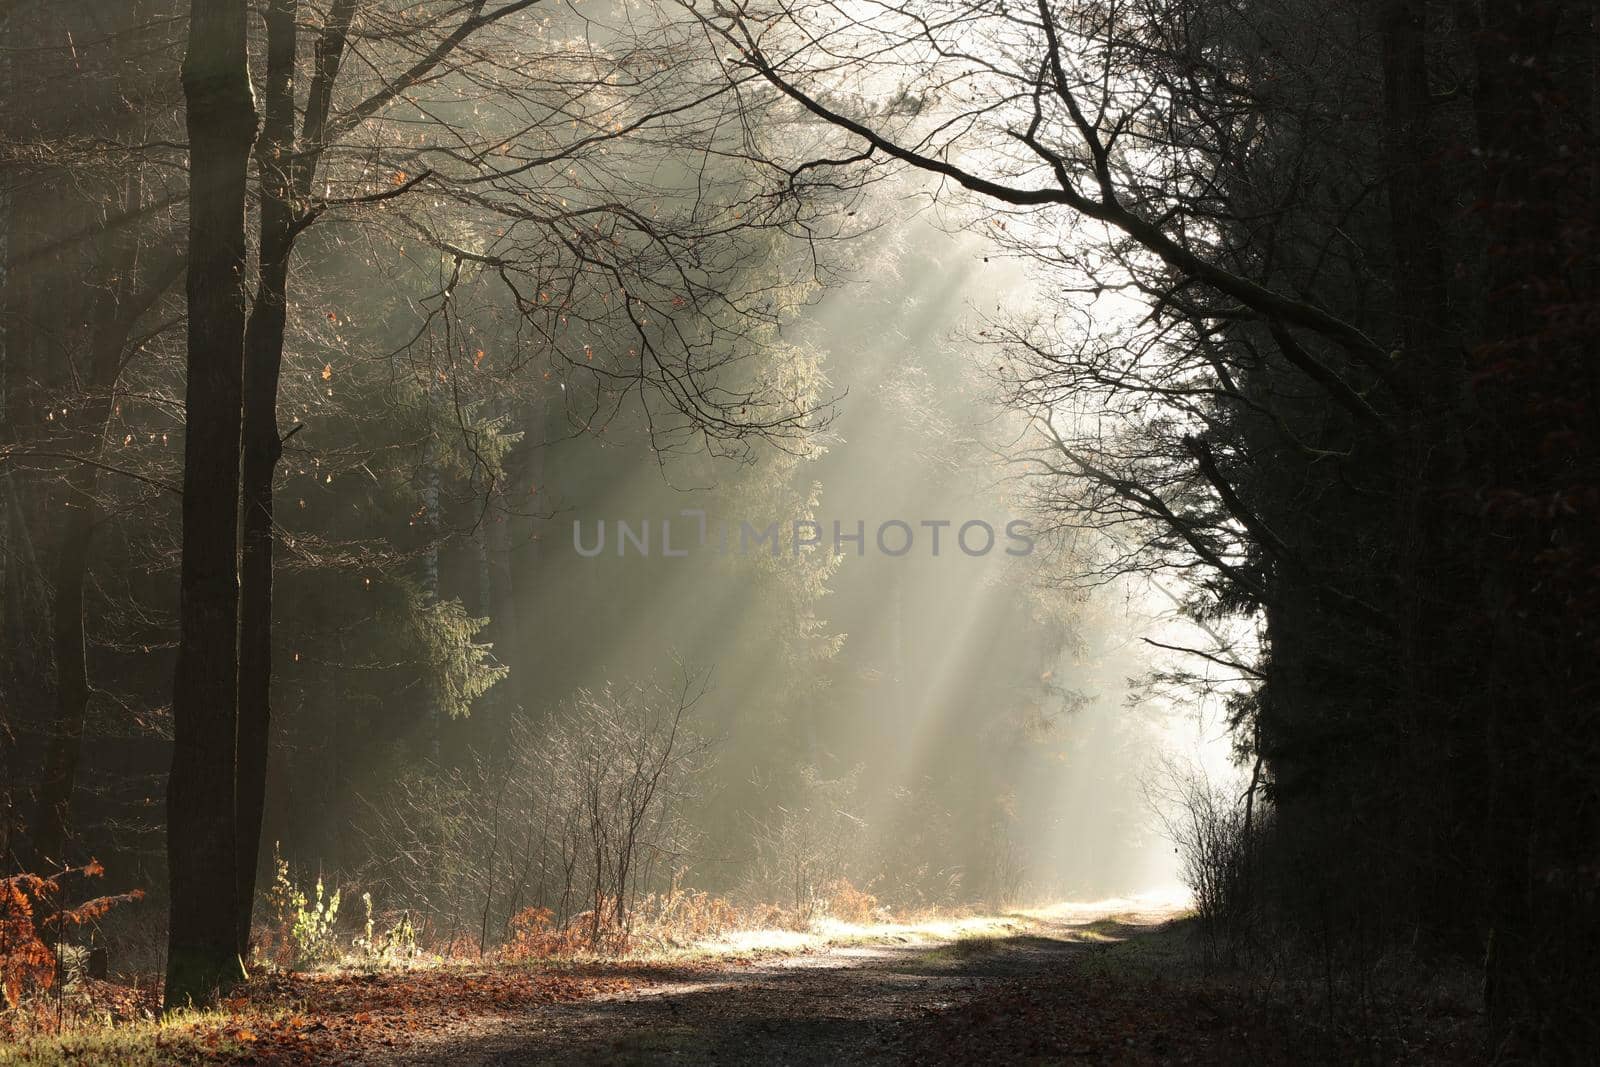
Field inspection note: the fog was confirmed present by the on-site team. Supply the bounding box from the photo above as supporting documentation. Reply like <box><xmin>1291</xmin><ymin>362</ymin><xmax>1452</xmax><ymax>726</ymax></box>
<box><xmin>444</xmin><ymin>205</ymin><xmax>1234</xmax><ymax>908</ymax></box>
<box><xmin>233</xmin><ymin>188</ymin><xmax>1235</xmax><ymax>922</ymax></box>
<box><xmin>5</xmin><ymin>0</ymin><xmax>1240</xmax><ymax>983</ymax></box>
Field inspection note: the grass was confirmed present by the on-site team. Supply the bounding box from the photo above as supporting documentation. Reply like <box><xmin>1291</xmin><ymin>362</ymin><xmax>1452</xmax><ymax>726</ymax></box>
<box><xmin>0</xmin><ymin>1014</ymin><xmax>243</xmax><ymax>1066</ymax></box>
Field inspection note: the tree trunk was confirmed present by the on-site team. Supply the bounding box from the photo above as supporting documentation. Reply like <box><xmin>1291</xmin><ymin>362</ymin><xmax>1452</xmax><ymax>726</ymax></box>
<box><xmin>234</xmin><ymin>0</ymin><xmax>358</xmax><ymax>939</ymax></box>
<box><xmin>1378</xmin><ymin>0</ymin><xmax>1475</xmax><ymax>947</ymax></box>
<box><xmin>235</xmin><ymin>0</ymin><xmax>296</xmax><ymax>963</ymax></box>
<box><xmin>165</xmin><ymin>0</ymin><xmax>256</xmax><ymax>1009</ymax></box>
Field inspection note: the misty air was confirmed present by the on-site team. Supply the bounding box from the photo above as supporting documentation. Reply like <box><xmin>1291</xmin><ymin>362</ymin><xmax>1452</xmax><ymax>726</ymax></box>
<box><xmin>1</xmin><ymin>1</ymin><xmax>1595</xmax><ymax>1064</ymax></box>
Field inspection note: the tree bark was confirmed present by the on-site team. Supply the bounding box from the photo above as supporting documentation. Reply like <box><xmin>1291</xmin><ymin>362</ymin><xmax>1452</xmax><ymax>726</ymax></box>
<box><xmin>235</xmin><ymin>0</ymin><xmax>295</xmax><ymax>962</ymax></box>
<box><xmin>1378</xmin><ymin>0</ymin><xmax>1476</xmax><ymax>949</ymax></box>
<box><xmin>233</xmin><ymin>0</ymin><xmax>359</xmax><ymax>942</ymax></box>
<box><xmin>165</xmin><ymin>0</ymin><xmax>256</xmax><ymax>1010</ymax></box>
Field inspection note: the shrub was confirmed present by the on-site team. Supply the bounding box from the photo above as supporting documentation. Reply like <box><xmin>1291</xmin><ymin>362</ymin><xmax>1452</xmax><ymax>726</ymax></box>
<box><xmin>1151</xmin><ymin>763</ymin><xmax>1257</xmax><ymax>962</ymax></box>
<box><xmin>820</xmin><ymin>879</ymin><xmax>880</xmax><ymax>925</ymax></box>
<box><xmin>0</xmin><ymin>861</ymin><xmax>142</xmax><ymax>1009</ymax></box>
<box><xmin>632</xmin><ymin>885</ymin><xmax>739</xmax><ymax>947</ymax></box>
<box><xmin>357</xmin><ymin>672</ymin><xmax>709</xmax><ymax>956</ymax></box>
<box><xmin>351</xmin><ymin>892</ymin><xmax>420</xmax><ymax>966</ymax></box>
<box><xmin>742</xmin><ymin>767</ymin><xmax>865</xmax><ymax>921</ymax></box>
<box><xmin>501</xmin><ymin>907</ymin><xmax>589</xmax><ymax>960</ymax></box>
<box><xmin>257</xmin><ymin>845</ymin><xmax>342</xmax><ymax>969</ymax></box>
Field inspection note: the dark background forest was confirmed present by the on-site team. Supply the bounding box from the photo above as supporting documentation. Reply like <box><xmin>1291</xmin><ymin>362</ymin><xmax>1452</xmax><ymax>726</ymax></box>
<box><xmin>1</xmin><ymin>0</ymin><xmax>1596</xmax><ymax>1062</ymax></box>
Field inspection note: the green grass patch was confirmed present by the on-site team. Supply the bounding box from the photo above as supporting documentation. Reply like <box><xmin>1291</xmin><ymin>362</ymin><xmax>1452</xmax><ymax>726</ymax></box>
<box><xmin>0</xmin><ymin>1017</ymin><xmax>241</xmax><ymax>1066</ymax></box>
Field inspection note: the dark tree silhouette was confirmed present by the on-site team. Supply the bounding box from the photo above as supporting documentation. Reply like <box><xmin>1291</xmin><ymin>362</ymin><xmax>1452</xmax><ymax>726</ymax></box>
<box><xmin>166</xmin><ymin>0</ymin><xmax>257</xmax><ymax>1008</ymax></box>
<box><xmin>689</xmin><ymin>0</ymin><xmax>1599</xmax><ymax>1052</ymax></box>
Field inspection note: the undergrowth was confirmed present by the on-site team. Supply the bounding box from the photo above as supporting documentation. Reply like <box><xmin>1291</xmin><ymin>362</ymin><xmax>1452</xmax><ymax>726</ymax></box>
<box><xmin>0</xmin><ymin>873</ymin><xmax>896</xmax><ymax>1055</ymax></box>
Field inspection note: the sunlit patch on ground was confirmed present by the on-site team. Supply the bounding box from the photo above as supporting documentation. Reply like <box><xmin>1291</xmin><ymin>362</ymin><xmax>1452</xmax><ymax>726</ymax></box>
<box><xmin>691</xmin><ymin>911</ymin><xmax>1028</xmax><ymax>957</ymax></box>
<box><xmin>1016</xmin><ymin>888</ymin><xmax>1193</xmax><ymax>928</ymax></box>
<box><xmin>684</xmin><ymin>891</ymin><xmax>1187</xmax><ymax>958</ymax></box>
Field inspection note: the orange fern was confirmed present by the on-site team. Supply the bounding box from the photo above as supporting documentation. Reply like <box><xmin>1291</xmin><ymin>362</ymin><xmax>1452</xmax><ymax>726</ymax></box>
<box><xmin>0</xmin><ymin>861</ymin><xmax>142</xmax><ymax>1008</ymax></box>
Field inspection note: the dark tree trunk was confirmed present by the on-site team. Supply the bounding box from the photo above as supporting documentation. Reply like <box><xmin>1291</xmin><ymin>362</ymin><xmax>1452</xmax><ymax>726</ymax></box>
<box><xmin>235</xmin><ymin>0</ymin><xmax>296</xmax><ymax>962</ymax></box>
<box><xmin>1377</xmin><ymin>0</ymin><xmax>1476</xmax><ymax>945</ymax></box>
<box><xmin>234</xmin><ymin>0</ymin><xmax>355</xmax><ymax>950</ymax></box>
<box><xmin>165</xmin><ymin>0</ymin><xmax>256</xmax><ymax>1010</ymax></box>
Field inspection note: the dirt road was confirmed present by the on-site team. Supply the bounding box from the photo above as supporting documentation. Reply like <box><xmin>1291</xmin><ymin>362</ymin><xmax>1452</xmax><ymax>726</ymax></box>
<box><xmin>370</xmin><ymin>902</ymin><xmax>1211</xmax><ymax>1066</ymax></box>
<box><xmin>3</xmin><ymin>899</ymin><xmax>1479</xmax><ymax>1063</ymax></box>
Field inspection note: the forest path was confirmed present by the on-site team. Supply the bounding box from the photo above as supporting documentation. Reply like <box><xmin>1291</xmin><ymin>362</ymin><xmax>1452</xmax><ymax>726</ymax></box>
<box><xmin>369</xmin><ymin>900</ymin><xmax>1187</xmax><ymax>1066</ymax></box>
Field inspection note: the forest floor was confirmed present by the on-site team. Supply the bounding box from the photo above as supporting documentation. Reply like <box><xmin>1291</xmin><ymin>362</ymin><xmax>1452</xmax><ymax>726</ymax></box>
<box><xmin>1</xmin><ymin>898</ymin><xmax>1484</xmax><ymax>1065</ymax></box>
